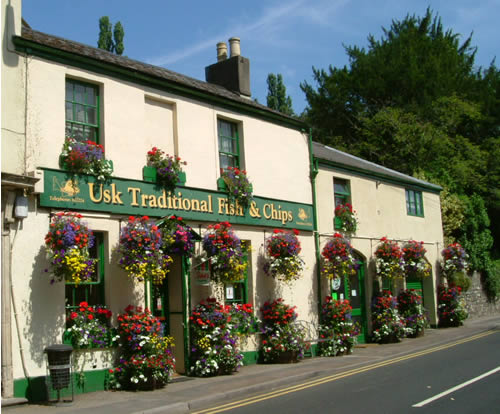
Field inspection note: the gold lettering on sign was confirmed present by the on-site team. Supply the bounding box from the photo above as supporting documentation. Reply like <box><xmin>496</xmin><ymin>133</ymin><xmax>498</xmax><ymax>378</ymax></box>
<box><xmin>128</xmin><ymin>187</ymin><xmax>141</xmax><ymax>206</ymax></box>
<box><xmin>249</xmin><ymin>201</ymin><xmax>261</xmax><ymax>218</ymax></box>
<box><xmin>89</xmin><ymin>183</ymin><xmax>103</xmax><ymax>203</ymax></box>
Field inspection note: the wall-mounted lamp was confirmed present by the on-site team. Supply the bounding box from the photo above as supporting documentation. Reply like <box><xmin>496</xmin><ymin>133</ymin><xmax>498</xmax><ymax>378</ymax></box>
<box><xmin>14</xmin><ymin>195</ymin><xmax>28</xmax><ymax>219</ymax></box>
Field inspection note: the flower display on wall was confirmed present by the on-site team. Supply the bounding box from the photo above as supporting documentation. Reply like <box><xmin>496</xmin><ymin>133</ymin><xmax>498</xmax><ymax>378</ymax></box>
<box><xmin>118</xmin><ymin>216</ymin><xmax>173</xmax><ymax>284</ymax></box>
<box><xmin>220</xmin><ymin>167</ymin><xmax>253</xmax><ymax>209</ymax></box>
<box><xmin>397</xmin><ymin>289</ymin><xmax>428</xmax><ymax>337</ymax></box>
<box><xmin>374</xmin><ymin>237</ymin><xmax>405</xmax><ymax>279</ymax></box>
<box><xmin>321</xmin><ymin>233</ymin><xmax>357</xmax><ymax>280</ymax></box>
<box><xmin>65</xmin><ymin>302</ymin><xmax>114</xmax><ymax>349</ymax></box>
<box><xmin>146</xmin><ymin>147</ymin><xmax>187</xmax><ymax>193</ymax></box>
<box><xmin>263</xmin><ymin>229</ymin><xmax>304</xmax><ymax>283</ymax></box>
<box><xmin>334</xmin><ymin>203</ymin><xmax>358</xmax><ymax>235</ymax></box>
<box><xmin>441</xmin><ymin>243</ymin><xmax>469</xmax><ymax>278</ymax></box>
<box><xmin>202</xmin><ymin>222</ymin><xmax>247</xmax><ymax>283</ymax></box>
<box><xmin>159</xmin><ymin>215</ymin><xmax>195</xmax><ymax>257</ymax></box>
<box><xmin>189</xmin><ymin>298</ymin><xmax>255</xmax><ymax>377</ymax></box>
<box><xmin>318</xmin><ymin>297</ymin><xmax>359</xmax><ymax>356</ymax></box>
<box><xmin>109</xmin><ymin>306</ymin><xmax>175</xmax><ymax>390</ymax></box>
<box><xmin>402</xmin><ymin>240</ymin><xmax>431</xmax><ymax>278</ymax></box>
<box><xmin>259</xmin><ymin>299</ymin><xmax>306</xmax><ymax>363</ymax></box>
<box><xmin>371</xmin><ymin>290</ymin><xmax>406</xmax><ymax>343</ymax></box>
<box><xmin>60</xmin><ymin>137</ymin><xmax>113</xmax><ymax>181</ymax></box>
<box><xmin>44</xmin><ymin>212</ymin><xmax>96</xmax><ymax>285</ymax></box>
<box><xmin>437</xmin><ymin>285</ymin><xmax>468</xmax><ymax>327</ymax></box>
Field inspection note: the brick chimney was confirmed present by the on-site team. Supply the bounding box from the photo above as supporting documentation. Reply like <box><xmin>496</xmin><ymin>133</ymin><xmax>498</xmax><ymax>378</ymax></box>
<box><xmin>205</xmin><ymin>37</ymin><xmax>251</xmax><ymax>97</ymax></box>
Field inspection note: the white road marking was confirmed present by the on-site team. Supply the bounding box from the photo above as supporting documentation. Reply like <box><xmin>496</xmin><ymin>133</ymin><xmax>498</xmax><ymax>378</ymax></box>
<box><xmin>413</xmin><ymin>366</ymin><xmax>500</xmax><ymax>408</ymax></box>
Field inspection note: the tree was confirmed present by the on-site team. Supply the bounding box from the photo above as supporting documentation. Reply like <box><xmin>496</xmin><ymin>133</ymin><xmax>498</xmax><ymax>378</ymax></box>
<box><xmin>301</xmin><ymin>8</ymin><xmax>500</xmax><ymax>297</ymax></box>
<box><xmin>98</xmin><ymin>16</ymin><xmax>125</xmax><ymax>55</ymax></box>
<box><xmin>266</xmin><ymin>73</ymin><xmax>294</xmax><ymax>116</ymax></box>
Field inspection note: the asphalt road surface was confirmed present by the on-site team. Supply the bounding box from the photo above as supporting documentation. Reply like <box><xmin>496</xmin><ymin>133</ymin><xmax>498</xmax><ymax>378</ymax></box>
<box><xmin>194</xmin><ymin>330</ymin><xmax>500</xmax><ymax>413</ymax></box>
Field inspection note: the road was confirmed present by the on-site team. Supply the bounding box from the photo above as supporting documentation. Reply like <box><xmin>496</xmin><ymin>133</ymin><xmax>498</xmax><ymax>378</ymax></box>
<box><xmin>193</xmin><ymin>330</ymin><xmax>500</xmax><ymax>413</ymax></box>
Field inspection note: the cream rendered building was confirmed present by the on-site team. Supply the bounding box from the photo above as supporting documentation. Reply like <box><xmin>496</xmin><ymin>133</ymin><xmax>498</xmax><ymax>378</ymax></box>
<box><xmin>1</xmin><ymin>0</ymin><xmax>316</xmax><ymax>400</ymax></box>
<box><xmin>313</xmin><ymin>142</ymin><xmax>444</xmax><ymax>341</ymax></box>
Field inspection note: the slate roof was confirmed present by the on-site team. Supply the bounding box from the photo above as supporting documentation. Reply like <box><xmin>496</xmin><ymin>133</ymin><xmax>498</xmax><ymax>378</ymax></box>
<box><xmin>18</xmin><ymin>27</ymin><xmax>302</xmax><ymax>126</ymax></box>
<box><xmin>313</xmin><ymin>141</ymin><xmax>442</xmax><ymax>191</ymax></box>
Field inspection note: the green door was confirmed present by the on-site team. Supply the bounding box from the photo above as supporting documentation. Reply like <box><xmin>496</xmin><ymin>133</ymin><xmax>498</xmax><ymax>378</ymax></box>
<box><xmin>406</xmin><ymin>275</ymin><xmax>425</xmax><ymax>306</ymax></box>
<box><xmin>331</xmin><ymin>256</ymin><xmax>367</xmax><ymax>344</ymax></box>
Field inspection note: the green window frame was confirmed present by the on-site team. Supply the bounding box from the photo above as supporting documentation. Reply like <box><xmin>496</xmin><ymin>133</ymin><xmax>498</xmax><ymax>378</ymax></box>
<box><xmin>218</xmin><ymin>119</ymin><xmax>240</xmax><ymax>171</ymax></box>
<box><xmin>406</xmin><ymin>189</ymin><xmax>424</xmax><ymax>217</ymax></box>
<box><xmin>65</xmin><ymin>78</ymin><xmax>100</xmax><ymax>143</ymax></box>
<box><xmin>224</xmin><ymin>241</ymin><xmax>249</xmax><ymax>305</ymax></box>
<box><xmin>334</xmin><ymin>178</ymin><xmax>351</xmax><ymax>230</ymax></box>
<box><xmin>65</xmin><ymin>232</ymin><xmax>105</xmax><ymax>314</ymax></box>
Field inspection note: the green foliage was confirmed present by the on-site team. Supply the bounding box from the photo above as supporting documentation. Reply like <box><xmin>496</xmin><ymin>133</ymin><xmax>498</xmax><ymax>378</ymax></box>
<box><xmin>98</xmin><ymin>16</ymin><xmax>125</xmax><ymax>55</ymax></box>
<box><xmin>302</xmin><ymin>7</ymin><xmax>500</xmax><ymax>297</ymax></box>
<box><xmin>98</xmin><ymin>16</ymin><xmax>113</xmax><ymax>52</ymax></box>
<box><xmin>484</xmin><ymin>260</ymin><xmax>500</xmax><ymax>301</ymax></box>
<box><xmin>266</xmin><ymin>73</ymin><xmax>294</xmax><ymax>116</ymax></box>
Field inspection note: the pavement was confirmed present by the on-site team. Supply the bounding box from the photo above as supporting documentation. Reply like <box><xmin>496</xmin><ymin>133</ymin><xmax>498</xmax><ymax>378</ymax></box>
<box><xmin>3</xmin><ymin>315</ymin><xmax>500</xmax><ymax>414</ymax></box>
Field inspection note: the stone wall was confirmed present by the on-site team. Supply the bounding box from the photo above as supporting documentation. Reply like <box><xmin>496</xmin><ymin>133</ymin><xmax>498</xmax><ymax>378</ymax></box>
<box><xmin>463</xmin><ymin>272</ymin><xmax>500</xmax><ymax>318</ymax></box>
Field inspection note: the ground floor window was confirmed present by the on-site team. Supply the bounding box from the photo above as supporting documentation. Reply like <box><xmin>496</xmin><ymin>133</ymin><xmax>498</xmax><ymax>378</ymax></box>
<box><xmin>65</xmin><ymin>232</ymin><xmax>105</xmax><ymax>314</ymax></box>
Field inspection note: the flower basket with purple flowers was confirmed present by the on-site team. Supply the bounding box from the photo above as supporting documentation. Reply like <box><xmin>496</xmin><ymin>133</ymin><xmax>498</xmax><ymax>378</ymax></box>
<box><xmin>146</xmin><ymin>147</ymin><xmax>186</xmax><ymax>193</ymax></box>
<box><xmin>60</xmin><ymin>137</ymin><xmax>113</xmax><ymax>181</ymax></box>
<box><xmin>117</xmin><ymin>216</ymin><xmax>173</xmax><ymax>284</ymax></box>
<box><xmin>189</xmin><ymin>298</ymin><xmax>245</xmax><ymax>377</ymax></box>
<box><xmin>397</xmin><ymin>289</ymin><xmax>428</xmax><ymax>337</ymax></box>
<box><xmin>44</xmin><ymin>212</ymin><xmax>97</xmax><ymax>285</ymax></box>
<box><xmin>202</xmin><ymin>222</ymin><xmax>247</xmax><ymax>283</ymax></box>
<box><xmin>158</xmin><ymin>215</ymin><xmax>196</xmax><ymax>257</ymax></box>
<box><xmin>264</xmin><ymin>229</ymin><xmax>304</xmax><ymax>283</ymax></box>
<box><xmin>441</xmin><ymin>243</ymin><xmax>469</xmax><ymax>279</ymax></box>
<box><xmin>374</xmin><ymin>237</ymin><xmax>405</xmax><ymax>280</ymax></box>
<box><xmin>321</xmin><ymin>233</ymin><xmax>357</xmax><ymax>280</ymax></box>
<box><xmin>220</xmin><ymin>167</ymin><xmax>253</xmax><ymax>209</ymax></box>
<box><xmin>402</xmin><ymin>240</ymin><xmax>431</xmax><ymax>278</ymax></box>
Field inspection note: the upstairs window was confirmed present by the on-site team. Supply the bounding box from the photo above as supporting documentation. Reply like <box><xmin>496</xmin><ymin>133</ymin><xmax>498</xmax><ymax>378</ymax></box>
<box><xmin>406</xmin><ymin>189</ymin><xmax>424</xmax><ymax>217</ymax></box>
<box><xmin>218</xmin><ymin>119</ymin><xmax>240</xmax><ymax>170</ymax></box>
<box><xmin>65</xmin><ymin>79</ymin><xmax>100</xmax><ymax>143</ymax></box>
<box><xmin>333</xmin><ymin>178</ymin><xmax>351</xmax><ymax>230</ymax></box>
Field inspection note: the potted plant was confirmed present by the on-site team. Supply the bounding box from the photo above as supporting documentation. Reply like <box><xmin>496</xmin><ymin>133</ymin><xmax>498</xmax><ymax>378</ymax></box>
<box><xmin>189</xmin><ymin>298</ymin><xmax>252</xmax><ymax>377</ymax></box>
<box><xmin>117</xmin><ymin>216</ymin><xmax>173</xmax><ymax>284</ymax></box>
<box><xmin>64</xmin><ymin>302</ymin><xmax>115</xmax><ymax>349</ymax></box>
<box><xmin>437</xmin><ymin>285</ymin><xmax>468</xmax><ymax>327</ymax></box>
<box><xmin>334</xmin><ymin>203</ymin><xmax>357</xmax><ymax>235</ymax></box>
<box><xmin>402</xmin><ymin>240</ymin><xmax>431</xmax><ymax>278</ymax></box>
<box><xmin>144</xmin><ymin>147</ymin><xmax>187</xmax><ymax>192</ymax></box>
<box><xmin>259</xmin><ymin>299</ymin><xmax>306</xmax><ymax>363</ymax></box>
<box><xmin>263</xmin><ymin>229</ymin><xmax>304</xmax><ymax>283</ymax></box>
<box><xmin>374</xmin><ymin>237</ymin><xmax>405</xmax><ymax>280</ymax></box>
<box><xmin>218</xmin><ymin>167</ymin><xmax>253</xmax><ymax>209</ymax></box>
<box><xmin>371</xmin><ymin>290</ymin><xmax>406</xmax><ymax>343</ymax></box>
<box><xmin>44</xmin><ymin>212</ymin><xmax>97</xmax><ymax>285</ymax></box>
<box><xmin>441</xmin><ymin>243</ymin><xmax>469</xmax><ymax>280</ymax></box>
<box><xmin>109</xmin><ymin>305</ymin><xmax>175</xmax><ymax>390</ymax></box>
<box><xmin>321</xmin><ymin>233</ymin><xmax>357</xmax><ymax>280</ymax></box>
<box><xmin>158</xmin><ymin>215</ymin><xmax>196</xmax><ymax>257</ymax></box>
<box><xmin>318</xmin><ymin>297</ymin><xmax>359</xmax><ymax>356</ymax></box>
<box><xmin>59</xmin><ymin>137</ymin><xmax>113</xmax><ymax>181</ymax></box>
<box><xmin>202</xmin><ymin>222</ymin><xmax>247</xmax><ymax>284</ymax></box>
<box><xmin>397</xmin><ymin>289</ymin><xmax>428</xmax><ymax>337</ymax></box>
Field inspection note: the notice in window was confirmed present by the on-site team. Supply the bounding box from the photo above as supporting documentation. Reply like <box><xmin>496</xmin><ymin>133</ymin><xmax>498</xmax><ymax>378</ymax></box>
<box><xmin>226</xmin><ymin>285</ymin><xmax>234</xmax><ymax>300</ymax></box>
<box><xmin>351</xmin><ymin>290</ymin><xmax>357</xmax><ymax>297</ymax></box>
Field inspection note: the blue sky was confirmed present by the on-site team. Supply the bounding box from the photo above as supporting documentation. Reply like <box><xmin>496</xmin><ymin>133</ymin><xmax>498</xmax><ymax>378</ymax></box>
<box><xmin>22</xmin><ymin>0</ymin><xmax>499</xmax><ymax>114</ymax></box>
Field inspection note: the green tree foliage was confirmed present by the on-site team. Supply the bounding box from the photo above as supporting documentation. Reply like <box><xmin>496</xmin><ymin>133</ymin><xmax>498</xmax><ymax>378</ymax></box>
<box><xmin>302</xmin><ymin>8</ymin><xmax>499</xmax><ymax>299</ymax></box>
<box><xmin>266</xmin><ymin>73</ymin><xmax>294</xmax><ymax>116</ymax></box>
<box><xmin>98</xmin><ymin>16</ymin><xmax>125</xmax><ymax>55</ymax></box>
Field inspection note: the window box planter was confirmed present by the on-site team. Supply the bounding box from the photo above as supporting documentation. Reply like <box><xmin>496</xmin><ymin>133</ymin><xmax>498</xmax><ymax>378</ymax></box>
<box><xmin>217</xmin><ymin>176</ymin><xmax>227</xmax><ymax>191</ymax></box>
<box><xmin>334</xmin><ymin>216</ymin><xmax>342</xmax><ymax>230</ymax></box>
<box><xmin>143</xmin><ymin>167</ymin><xmax>186</xmax><ymax>186</ymax></box>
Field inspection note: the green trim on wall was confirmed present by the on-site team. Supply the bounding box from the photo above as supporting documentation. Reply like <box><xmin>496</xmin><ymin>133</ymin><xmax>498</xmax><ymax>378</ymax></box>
<box><xmin>13</xmin><ymin>368</ymin><xmax>109</xmax><ymax>402</ymax></box>
<box><xmin>13</xmin><ymin>36</ymin><xmax>306</xmax><ymax>132</ymax></box>
<box><xmin>316</xmin><ymin>158</ymin><xmax>442</xmax><ymax>194</ymax></box>
<box><xmin>39</xmin><ymin>169</ymin><xmax>314</xmax><ymax>231</ymax></box>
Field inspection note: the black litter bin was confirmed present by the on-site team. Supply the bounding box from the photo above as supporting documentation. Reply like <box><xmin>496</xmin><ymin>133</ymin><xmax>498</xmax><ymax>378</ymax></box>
<box><xmin>44</xmin><ymin>344</ymin><xmax>73</xmax><ymax>390</ymax></box>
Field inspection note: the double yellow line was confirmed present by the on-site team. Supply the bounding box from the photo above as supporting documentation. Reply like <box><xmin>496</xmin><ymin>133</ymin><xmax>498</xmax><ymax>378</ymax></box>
<box><xmin>192</xmin><ymin>329</ymin><xmax>498</xmax><ymax>414</ymax></box>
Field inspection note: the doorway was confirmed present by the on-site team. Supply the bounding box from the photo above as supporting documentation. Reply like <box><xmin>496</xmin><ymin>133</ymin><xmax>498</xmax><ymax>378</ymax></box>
<box><xmin>330</xmin><ymin>254</ymin><xmax>367</xmax><ymax>343</ymax></box>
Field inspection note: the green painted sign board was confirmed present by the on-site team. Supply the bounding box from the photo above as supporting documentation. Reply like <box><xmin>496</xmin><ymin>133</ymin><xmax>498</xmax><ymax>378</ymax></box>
<box><xmin>39</xmin><ymin>169</ymin><xmax>314</xmax><ymax>231</ymax></box>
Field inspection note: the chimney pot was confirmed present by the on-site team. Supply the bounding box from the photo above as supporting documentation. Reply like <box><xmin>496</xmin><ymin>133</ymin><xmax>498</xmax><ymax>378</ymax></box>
<box><xmin>216</xmin><ymin>42</ymin><xmax>228</xmax><ymax>62</ymax></box>
<box><xmin>229</xmin><ymin>37</ymin><xmax>241</xmax><ymax>57</ymax></box>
